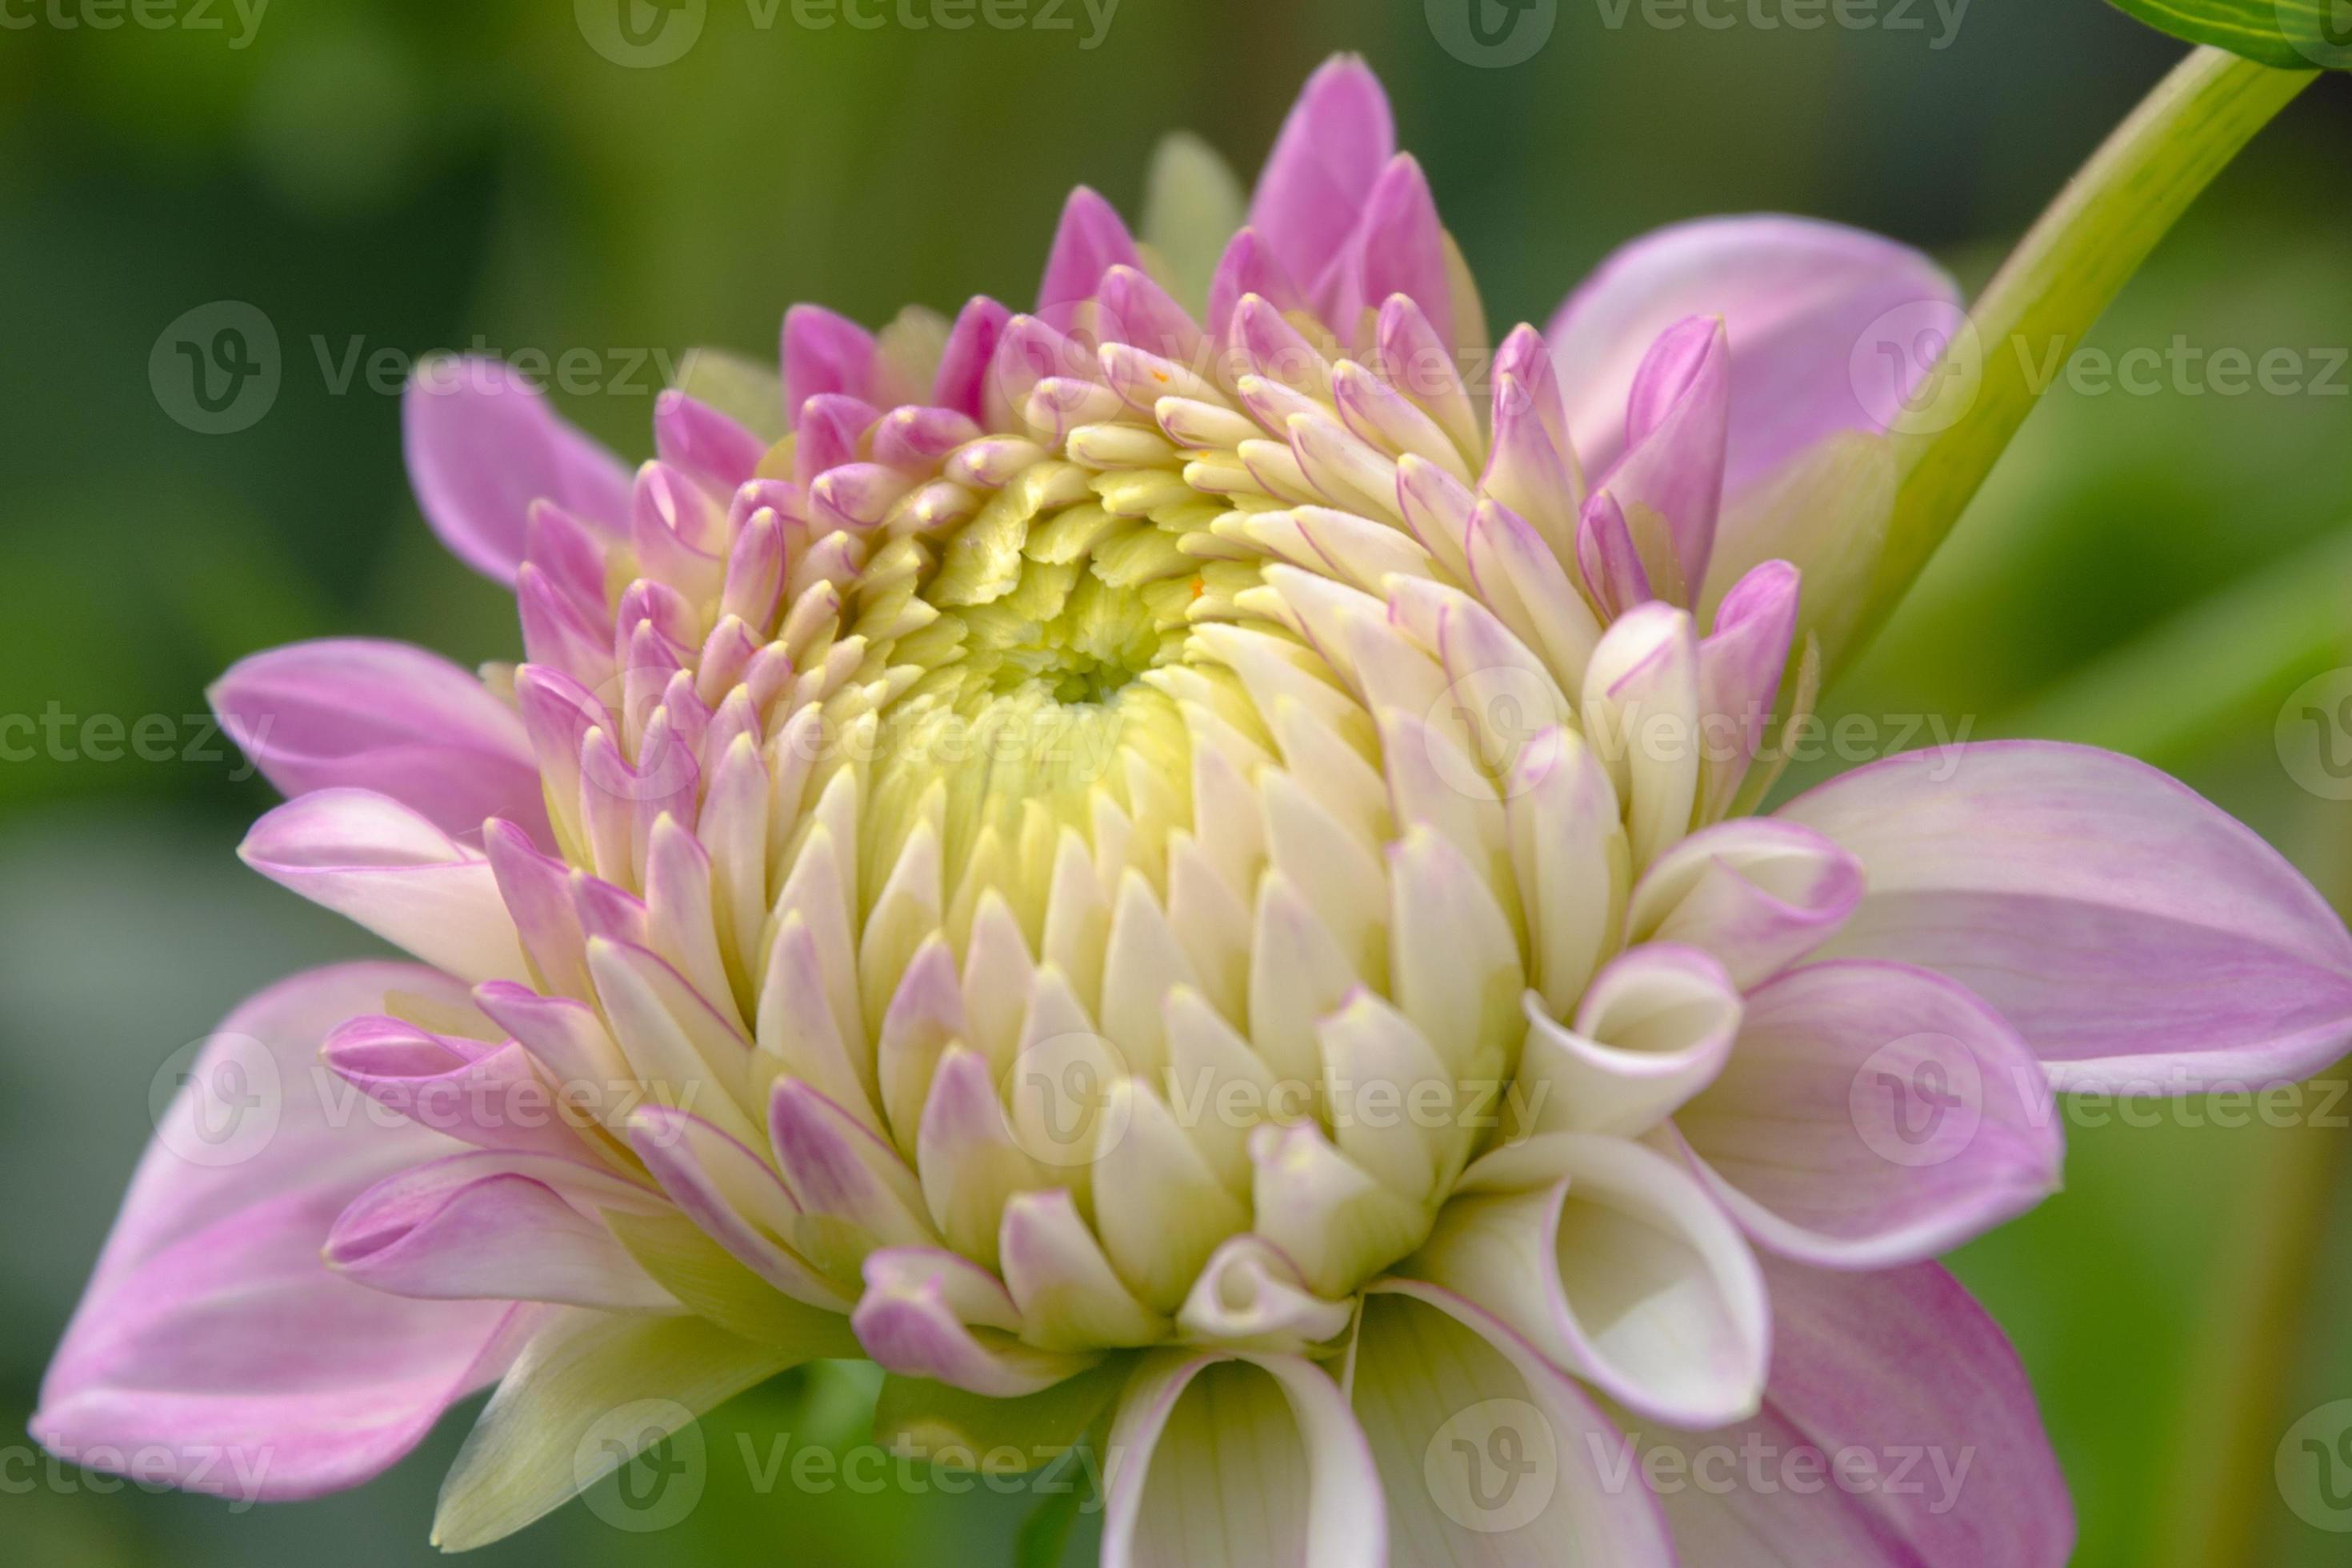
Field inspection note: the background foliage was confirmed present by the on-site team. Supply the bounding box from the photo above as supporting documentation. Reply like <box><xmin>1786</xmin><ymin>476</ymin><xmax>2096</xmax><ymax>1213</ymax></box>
<box><xmin>1</xmin><ymin>2</ymin><xmax>2347</xmax><ymax>1562</ymax></box>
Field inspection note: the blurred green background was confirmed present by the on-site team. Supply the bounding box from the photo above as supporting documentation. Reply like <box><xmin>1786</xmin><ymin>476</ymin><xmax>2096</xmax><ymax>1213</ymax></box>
<box><xmin>2</xmin><ymin>2</ymin><xmax>2349</xmax><ymax>1562</ymax></box>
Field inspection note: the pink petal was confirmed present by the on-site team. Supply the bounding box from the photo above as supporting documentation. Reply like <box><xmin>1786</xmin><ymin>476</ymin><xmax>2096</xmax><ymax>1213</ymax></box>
<box><xmin>210</xmin><ymin>638</ymin><xmax>550</xmax><ymax>845</ymax></box>
<box><xmin>1545</xmin><ymin>215</ymin><xmax>1962</xmax><ymax>490</ymax></box>
<box><xmin>1778</xmin><ymin>741</ymin><xmax>2352</xmax><ymax>1091</ymax></box>
<box><xmin>1622</xmin><ymin>1258</ymin><xmax>2073</xmax><ymax>1566</ymax></box>
<box><xmin>1206</xmin><ymin>229</ymin><xmax>1306</xmax><ymax>345</ymax></box>
<box><xmin>322</xmin><ymin>1016</ymin><xmax>594</xmax><ymax>1162</ymax></box>
<box><xmin>1595</xmin><ymin>315</ymin><xmax>1730</xmax><ymax>597</ymax></box>
<box><xmin>1247</xmin><ymin>54</ymin><xmax>1395</xmax><ymax>302</ymax></box>
<box><xmin>238</xmin><ymin>789</ymin><xmax>530</xmax><ymax>985</ymax></box>
<box><xmin>1321</xmin><ymin>154</ymin><xmax>1450</xmax><ymax>350</ymax></box>
<box><xmin>1673</xmin><ymin>960</ymin><xmax>2062</xmax><ymax>1268</ymax></box>
<box><xmin>782</xmin><ymin>303</ymin><xmax>875</xmax><ymax>416</ymax></box>
<box><xmin>1037</xmin><ymin>186</ymin><xmax>1141</xmax><ymax>312</ymax></box>
<box><xmin>1694</xmin><ymin>558</ymin><xmax>1800</xmax><ymax>820</ymax></box>
<box><xmin>326</xmin><ymin>1158</ymin><xmax>671</xmax><ymax>1310</ymax></box>
<box><xmin>933</xmin><ymin>295</ymin><xmax>1013</xmax><ymax>421</ymax></box>
<box><xmin>654</xmin><ymin>389</ymin><xmax>769</xmax><ymax>492</ymax></box>
<box><xmin>1626</xmin><ymin>818</ymin><xmax>1859</xmax><ymax>991</ymax></box>
<box><xmin>1576</xmin><ymin>491</ymin><xmax>1652</xmax><ymax>620</ymax></box>
<box><xmin>34</xmin><ymin>964</ymin><xmax>526</xmax><ymax>1502</ymax></box>
<box><xmin>402</xmin><ymin>357</ymin><xmax>629</xmax><ymax>585</ymax></box>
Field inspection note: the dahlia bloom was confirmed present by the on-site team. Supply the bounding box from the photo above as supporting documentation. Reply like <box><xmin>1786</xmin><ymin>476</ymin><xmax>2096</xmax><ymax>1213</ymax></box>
<box><xmin>40</xmin><ymin>54</ymin><xmax>2352</xmax><ymax>1565</ymax></box>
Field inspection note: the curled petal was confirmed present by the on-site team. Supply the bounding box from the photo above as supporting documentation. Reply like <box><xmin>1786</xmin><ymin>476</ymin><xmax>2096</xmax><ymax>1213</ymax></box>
<box><xmin>852</xmin><ymin>1248</ymin><xmax>1098</xmax><ymax>1398</ymax></box>
<box><xmin>1426</xmin><ymin>1131</ymin><xmax>1770</xmax><ymax>1430</ymax></box>
<box><xmin>1175</xmin><ymin>1236</ymin><xmax>1354</xmax><ymax>1354</ymax></box>
<box><xmin>1626</xmin><ymin>817</ymin><xmax>1861</xmax><ymax>990</ymax></box>
<box><xmin>1517</xmin><ymin>943</ymin><xmax>1742</xmax><ymax>1138</ymax></box>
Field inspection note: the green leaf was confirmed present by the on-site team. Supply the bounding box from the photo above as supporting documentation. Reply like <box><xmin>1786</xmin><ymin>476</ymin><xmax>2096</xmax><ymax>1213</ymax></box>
<box><xmin>2106</xmin><ymin>2</ymin><xmax>2352</xmax><ymax>70</ymax></box>
<box><xmin>872</xmin><ymin>1356</ymin><xmax>1133</xmax><ymax>1470</ymax></box>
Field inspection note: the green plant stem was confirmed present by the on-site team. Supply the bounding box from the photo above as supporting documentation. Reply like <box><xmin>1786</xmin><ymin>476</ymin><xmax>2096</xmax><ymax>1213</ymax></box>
<box><xmin>1837</xmin><ymin>46</ymin><xmax>2317</xmax><ymax>680</ymax></box>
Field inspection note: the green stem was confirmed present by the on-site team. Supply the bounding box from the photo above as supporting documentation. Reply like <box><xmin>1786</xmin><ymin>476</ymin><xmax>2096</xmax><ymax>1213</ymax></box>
<box><xmin>1835</xmin><ymin>46</ymin><xmax>2317</xmax><ymax>678</ymax></box>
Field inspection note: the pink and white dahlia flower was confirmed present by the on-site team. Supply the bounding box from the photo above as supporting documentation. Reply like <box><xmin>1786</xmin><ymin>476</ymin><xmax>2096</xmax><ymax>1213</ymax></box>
<box><xmin>40</xmin><ymin>54</ymin><xmax>2352</xmax><ymax>1566</ymax></box>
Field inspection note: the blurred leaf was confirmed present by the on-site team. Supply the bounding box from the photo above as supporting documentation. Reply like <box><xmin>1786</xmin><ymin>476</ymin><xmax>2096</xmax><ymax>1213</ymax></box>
<box><xmin>2106</xmin><ymin>1</ymin><xmax>2352</xmax><ymax>70</ymax></box>
<box><xmin>674</xmin><ymin>347</ymin><xmax>787</xmax><ymax>443</ymax></box>
<box><xmin>873</xmin><ymin>1358</ymin><xmax>1130</xmax><ymax>1470</ymax></box>
<box><xmin>1013</xmin><ymin>1476</ymin><xmax>1084</xmax><ymax>1568</ymax></box>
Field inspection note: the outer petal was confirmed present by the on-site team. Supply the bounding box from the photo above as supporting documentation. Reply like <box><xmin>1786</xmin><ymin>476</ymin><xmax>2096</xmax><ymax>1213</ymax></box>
<box><xmin>1545</xmin><ymin>216</ymin><xmax>1961</xmax><ymax>491</ymax></box>
<box><xmin>403</xmin><ymin>357</ymin><xmax>630</xmax><ymax>584</ymax></box>
<box><xmin>1102</xmin><ymin>1350</ymin><xmax>1386</xmax><ymax>1568</ymax></box>
<box><xmin>1620</xmin><ymin>1258</ymin><xmax>2073</xmax><ymax>1566</ymax></box>
<box><xmin>1351</xmin><ymin>1280</ymin><xmax>1676</xmax><ymax>1565</ymax></box>
<box><xmin>1248</xmin><ymin>53</ymin><xmax>1395</xmax><ymax>298</ymax></box>
<box><xmin>1671</xmin><ymin>961</ymin><xmax>2062</xmax><ymax>1269</ymax></box>
<box><xmin>238</xmin><ymin>789</ymin><xmax>531</xmax><ymax>985</ymax></box>
<box><xmin>210</xmin><ymin>638</ymin><xmax>550</xmax><ymax>844</ymax></box>
<box><xmin>1777</xmin><ymin>741</ymin><xmax>2352</xmax><ymax>1090</ymax></box>
<box><xmin>34</xmin><ymin>964</ymin><xmax>525</xmax><ymax>1501</ymax></box>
